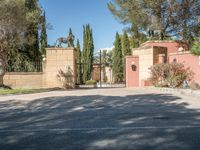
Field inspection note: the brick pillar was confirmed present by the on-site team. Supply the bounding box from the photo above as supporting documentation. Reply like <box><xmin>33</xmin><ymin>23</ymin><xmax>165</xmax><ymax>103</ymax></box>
<box><xmin>43</xmin><ymin>48</ymin><xmax>77</xmax><ymax>88</ymax></box>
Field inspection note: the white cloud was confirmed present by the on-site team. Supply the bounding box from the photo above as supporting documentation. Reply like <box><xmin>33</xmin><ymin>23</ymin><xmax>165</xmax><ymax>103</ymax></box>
<box><xmin>100</xmin><ymin>46</ymin><xmax>114</xmax><ymax>51</ymax></box>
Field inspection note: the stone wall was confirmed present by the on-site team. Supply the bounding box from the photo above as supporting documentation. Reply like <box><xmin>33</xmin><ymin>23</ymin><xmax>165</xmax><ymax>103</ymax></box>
<box><xmin>3</xmin><ymin>47</ymin><xmax>77</xmax><ymax>89</ymax></box>
<box><xmin>44</xmin><ymin>48</ymin><xmax>77</xmax><ymax>88</ymax></box>
<box><xmin>4</xmin><ymin>72</ymin><xmax>43</xmax><ymax>89</ymax></box>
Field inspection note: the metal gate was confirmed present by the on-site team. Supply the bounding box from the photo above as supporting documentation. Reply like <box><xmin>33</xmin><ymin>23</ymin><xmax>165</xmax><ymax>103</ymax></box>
<box><xmin>76</xmin><ymin>50</ymin><xmax>125</xmax><ymax>88</ymax></box>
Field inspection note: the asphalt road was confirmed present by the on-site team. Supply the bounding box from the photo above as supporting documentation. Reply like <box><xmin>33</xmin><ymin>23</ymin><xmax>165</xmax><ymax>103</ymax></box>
<box><xmin>0</xmin><ymin>88</ymin><xmax>200</xmax><ymax>150</ymax></box>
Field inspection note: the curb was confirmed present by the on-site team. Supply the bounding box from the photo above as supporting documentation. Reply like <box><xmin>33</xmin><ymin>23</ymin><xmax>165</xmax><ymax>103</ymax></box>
<box><xmin>151</xmin><ymin>87</ymin><xmax>200</xmax><ymax>98</ymax></box>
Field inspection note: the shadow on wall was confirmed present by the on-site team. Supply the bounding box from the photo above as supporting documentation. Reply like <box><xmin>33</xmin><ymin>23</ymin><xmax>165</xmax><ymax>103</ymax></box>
<box><xmin>57</xmin><ymin>66</ymin><xmax>74</xmax><ymax>89</ymax></box>
<box><xmin>0</xmin><ymin>93</ymin><xmax>200</xmax><ymax>149</ymax></box>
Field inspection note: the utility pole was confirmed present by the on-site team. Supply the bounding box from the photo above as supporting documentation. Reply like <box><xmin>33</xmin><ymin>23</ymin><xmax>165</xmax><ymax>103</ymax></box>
<box><xmin>99</xmin><ymin>50</ymin><xmax>102</xmax><ymax>88</ymax></box>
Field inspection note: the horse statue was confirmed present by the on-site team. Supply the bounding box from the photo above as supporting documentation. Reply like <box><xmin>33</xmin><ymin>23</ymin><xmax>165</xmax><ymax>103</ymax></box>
<box><xmin>55</xmin><ymin>34</ymin><xmax>74</xmax><ymax>48</ymax></box>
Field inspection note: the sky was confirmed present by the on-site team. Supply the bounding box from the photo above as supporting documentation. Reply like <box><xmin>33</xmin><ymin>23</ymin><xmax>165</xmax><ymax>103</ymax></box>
<box><xmin>39</xmin><ymin>0</ymin><xmax>125</xmax><ymax>51</ymax></box>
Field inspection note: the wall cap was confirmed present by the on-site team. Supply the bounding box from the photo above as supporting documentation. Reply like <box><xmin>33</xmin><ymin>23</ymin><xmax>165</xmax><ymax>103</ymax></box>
<box><xmin>46</xmin><ymin>47</ymin><xmax>76</xmax><ymax>51</ymax></box>
<box><xmin>5</xmin><ymin>72</ymin><xmax>43</xmax><ymax>75</ymax></box>
<box><xmin>169</xmin><ymin>51</ymin><xmax>192</xmax><ymax>56</ymax></box>
<box><xmin>126</xmin><ymin>55</ymin><xmax>139</xmax><ymax>58</ymax></box>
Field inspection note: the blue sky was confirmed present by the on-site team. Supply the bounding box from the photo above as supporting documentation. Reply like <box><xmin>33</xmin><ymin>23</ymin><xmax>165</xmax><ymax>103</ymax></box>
<box><xmin>39</xmin><ymin>0</ymin><xmax>125</xmax><ymax>51</ymax></box>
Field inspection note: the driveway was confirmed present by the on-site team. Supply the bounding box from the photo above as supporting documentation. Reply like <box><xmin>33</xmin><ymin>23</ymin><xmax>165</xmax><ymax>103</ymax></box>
<box><xmin>0</xmin><ymin>88</ymin><xmax>200</xmax><ymax>150</ymax></box>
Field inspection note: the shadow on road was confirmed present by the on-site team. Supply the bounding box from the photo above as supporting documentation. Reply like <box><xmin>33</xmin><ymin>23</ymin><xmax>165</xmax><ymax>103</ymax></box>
<box><xmin>0</xmin><ymin>93</ymin><xmax>200</xmax><ymax>150</ymax></box>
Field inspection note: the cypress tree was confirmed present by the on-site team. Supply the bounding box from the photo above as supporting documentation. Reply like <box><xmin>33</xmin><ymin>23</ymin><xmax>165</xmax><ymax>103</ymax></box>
<box><xmin>82</xmin><ymin>25</ymin><xmax>87</xmax><ymax>83</ymax></box>
<box><xmin>40</xmin><ymin>11</ymin><xmax>47</xmax><ymax>56</ymax></box>
<box><xmin>113</xmin><ymin>32</ymin><xmax>123</xmax><ymax>83</ymax></box>
<box><xmin>122</xmin><ymin>31</ymin><xmax>131</xmax><ymax>56</ymax></box>
<box><xmin>76</xmin><ymin>39</ymin><xmax>82</xmax><ymax>84</ymax></box>
<box><xmin>68</xmin><ymin>28</ymin><xmax>75</xmax><ymax>47</ymax></box>
<box><xmin>82</xmin><ymin>24</ymin><xmax>94</xmax><ymax>83</ymax></box>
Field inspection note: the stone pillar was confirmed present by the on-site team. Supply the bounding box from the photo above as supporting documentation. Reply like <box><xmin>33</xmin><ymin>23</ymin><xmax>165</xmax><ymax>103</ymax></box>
<box><xmin>43</xmin><ymin>47</ymin><xmax>77</xmax><ymax>88</ymax></box>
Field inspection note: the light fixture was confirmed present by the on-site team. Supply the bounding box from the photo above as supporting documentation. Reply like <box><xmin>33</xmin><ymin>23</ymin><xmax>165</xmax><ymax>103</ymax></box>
<box><xmin>131</xmin><ymin>61</ymin><xmax>137</xmax><ymax>71</ymax></box>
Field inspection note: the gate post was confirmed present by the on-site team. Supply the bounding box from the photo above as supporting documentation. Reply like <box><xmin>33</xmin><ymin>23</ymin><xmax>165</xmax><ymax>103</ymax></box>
<box><xmin>43</xmin><ymin>47</ymin><xmax>77</xmax><ymax>88</ymax></box>
<box><xmin>125</xmin><ymin>56</ymin><xmax>139</xmax><ymax>88</ymax></box>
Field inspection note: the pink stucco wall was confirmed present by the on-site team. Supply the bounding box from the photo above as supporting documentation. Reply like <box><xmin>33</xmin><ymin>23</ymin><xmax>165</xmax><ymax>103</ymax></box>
<box><xmin>126</xmin><ymin>56</ymin><xmax>139</xmax><ymax>87</ymax></box>
<box><xmin>126</xmin><ymin>41</ymin><xmax>200</xmax><ymax>88</ymax></box>
<box><xmin>142</xmin><ymin>41</ymin><xmax>189</xmax><ymax>54</ymax></box>
<box><xmin>169</xmin><ymin>52</ymin><xmax>200</xmax><ymax>85</ymax></box>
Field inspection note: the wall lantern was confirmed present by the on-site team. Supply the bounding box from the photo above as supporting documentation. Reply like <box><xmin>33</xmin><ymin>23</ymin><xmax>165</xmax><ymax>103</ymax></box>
<box><xmin>131</xmin><ymin>61</ymin><xmax>137</xmax><ymax>71</ymax></box>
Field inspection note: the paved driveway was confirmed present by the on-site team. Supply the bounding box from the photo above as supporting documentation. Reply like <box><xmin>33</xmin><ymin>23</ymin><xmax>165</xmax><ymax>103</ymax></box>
<box><xmin>0</xmin><ymin>88</ymin><xmax>200</xmax><ymax>150</ymax></box>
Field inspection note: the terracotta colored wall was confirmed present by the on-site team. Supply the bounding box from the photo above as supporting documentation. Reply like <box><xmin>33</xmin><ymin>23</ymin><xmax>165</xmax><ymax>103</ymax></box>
<box><xmin>4</xmin><ymin>72</ymin><xmax>43</xmax><ymax>89</ymax></box>
<box><xmin>142</xmin><ymin>41</ymin><xmax>189</xmax><ymax>54</ymax></box>
<box><xmin>126</xmin><ymin>56</ymin><xmax>139</xmax><ymax>87</ymax></box>
<box><xmin>169</xmin><ymin>52</ymin><xmax>200</xmax><ymax>85</ymax></box>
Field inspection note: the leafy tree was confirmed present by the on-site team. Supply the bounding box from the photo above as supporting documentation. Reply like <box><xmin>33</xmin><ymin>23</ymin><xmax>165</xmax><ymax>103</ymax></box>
<box><xmin>108</xmin><ymin>0</ymin><xmax>148</xmax><ymax>45</ymax></box>
<box><xmin>82</xmin><ymin>24</ymin><xmax>94</xmax><ymax>83</ymax></box>
<box><xmin>0</xmin><ymin>0</ymin><xmax>40</xmax><ymax>86</ymax></box>
<box><xmin>173</xmin><ymin>0</ymin><xmax>200</xmax><ymax>45</ymax></box>
<box><xmin>76</xmin><ymin>39</ymin><xmax>82</xmax><ymax>84</ymax></box>
<box><xmin>40</xmin><ymin>11</ymin><xmax>48</xmax><ymax>56</ymax></box>
<box><xmin>24</xmin><ymin>0</ymin><xmax>41</xmax><ymax>62</ymax></box>
<box><xmin>112</xmin><ymin>32</ymin><xmax>123</xmax><ymax>83</ymax></box>
<box><xmin>108</xmin><ymin>0</ymin><xmax>200</xmax><ymax>45</ymax></box>
<box><xmin>122</xmin><ymin>31</ymin><xmax>131</xmax><ymax>56</ymax></box>
<box><xmin>68</xmin><ymin>28</ymin><xmax>75</xmax><ymax>47</ymax></box>
<box><xmin>191</xmin><ymin>40</ymin><xmax>200</xmax><ymax>56</ymax></box>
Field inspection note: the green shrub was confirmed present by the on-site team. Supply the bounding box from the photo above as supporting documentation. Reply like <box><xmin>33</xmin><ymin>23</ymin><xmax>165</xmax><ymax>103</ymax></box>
<box><xmin>149</xmin><ymin>63</ymin><xmax>193</xmax><ymax>88</ymax></box>
<box><xmin>85</xmin><ymin>80</ymin><xmax>97</xmax><ymax>85</ymax></box>
<box><xmin>191</xmin><ymin>41</ymin><xmax>200</xmax><ymax>56</ymax></box>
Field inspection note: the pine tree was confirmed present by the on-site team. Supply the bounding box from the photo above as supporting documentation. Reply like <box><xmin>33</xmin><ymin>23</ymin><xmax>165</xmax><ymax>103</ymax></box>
<box><xmin>82</xmin><ymin>24</ymin><xmax>94</xmax><ymax>83</ymax></box>
<box><xmin>40</xmin><ymin>11</ymin><xmax>47</xmax><ymax>56</ymax></box>
<box><xmin>68</xmin><ymin>28</ymin><xmax>75</xmax><ymax>47</ymax></box>
<box><xmin>76</xmin><ymin>39</ymin><xmax>82</xmax><ymax>84</ymax></box>
<box><xmin>108</xmin><ymin>0</ymin><xmax>200</xmax><ymax>44</ymax></box>
<box><xmin>122</xmin><ymin>31</ymin><xmax>131</xmax><ymax>56</ymax></box>
<box><xmin>112</xmin><ymin>32</ymin><xmax>123</xmax><ymax>83</ymax></box>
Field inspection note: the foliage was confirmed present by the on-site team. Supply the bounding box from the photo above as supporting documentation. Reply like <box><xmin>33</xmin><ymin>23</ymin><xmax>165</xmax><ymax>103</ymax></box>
<box><xmin>112</xmin><ymin>32</ymin><xmax>123</xmax><ymax>83</ymax></box>
<box><xmin>85</xmin><ymin>80</ymin><xmax>97</xmax><ymax>85</ymax></box>
<box><xmin>122</xmin><ymin>31</ymin><xmax>131</xmax><ymax>56</ymax></box>
<box><xmin>108</xmin><ymin>0</ymin><xmax>200</xmax><ymax>45</ymax></box>
<box><xmin>149</xmin><ymin>63</ymin><xmax>193</xmax><ymax>88</ymax></box>
<box><xmin>93</xmin><ymin>50</ymin><xmax>113</xmax><ymax>68</ymax></box>
<box><xmin>0</xmin><ymin>0</ymin><xmax>45</xmax><ymax>86</ymax></box>
<box><xmin>82</xmin><ymin>24</ymin><xmax>94</xmax><ymax>83</ymax></box>
<box><xmin>0</xmin><ymin>88</ymin><xmax>52</xmax><ymax>95</ymax></box>
<box><xmin>24</xmin><ymin>0</ymin><xmax>42</xmax><ymax>62</ymax></box>
<box><xmin>76</xmin><ymin>39</ymin><xmax>82</xmax><ymax>84</ymax></box>
<box><xmin>191</xmin><ymin>41</ymin><xmax>200</xmax><ymax>56</ymax></box>
<box><xmin>40</xmin><ymin>11</ymin><xmax>48</xmax><ymax>56</ymax></box>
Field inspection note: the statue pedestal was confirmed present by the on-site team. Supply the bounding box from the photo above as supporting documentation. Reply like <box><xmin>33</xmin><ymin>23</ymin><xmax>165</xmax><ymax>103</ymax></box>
<box><xmin>43</xmin><ymin>47</ymin><xmax>76</xmax><ymax>88</ymax></box>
